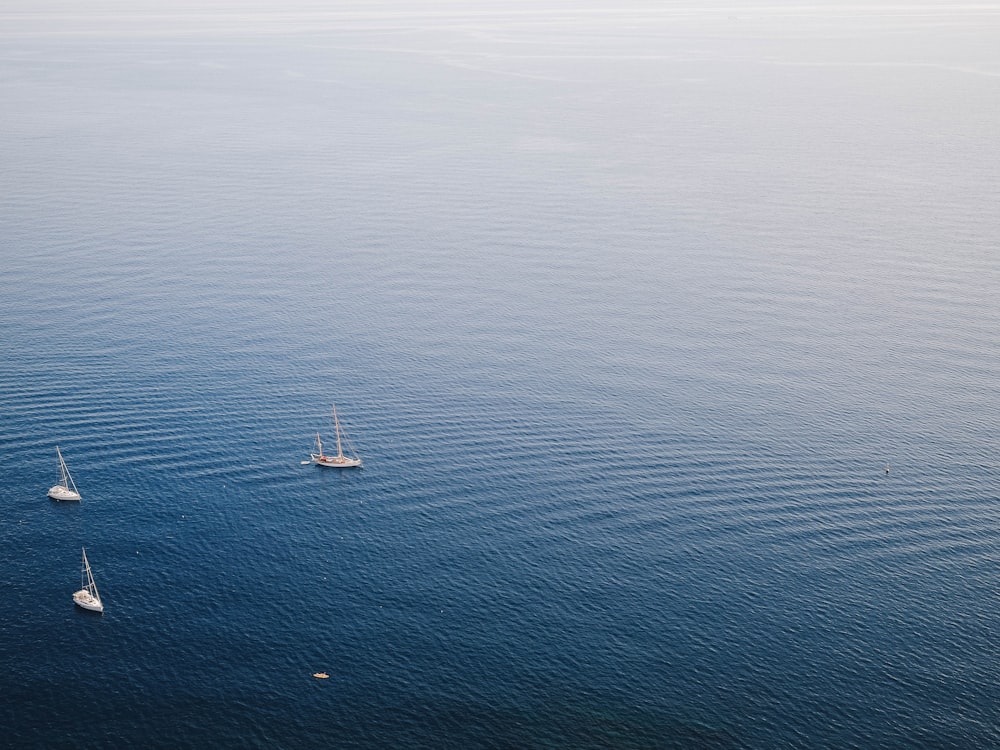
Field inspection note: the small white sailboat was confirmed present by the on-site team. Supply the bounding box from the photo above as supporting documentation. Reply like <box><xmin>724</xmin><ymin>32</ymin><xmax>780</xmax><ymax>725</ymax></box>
<box><xmin>310</xmin><ymin>404</ymin><xmax>363</xmax><ymax>468</ymax></box>
<box><xmin>73</xmin><ymin>547</ymin><xmax>103</xmax><ymax>613</ymax></box>
<box><xmin>48</xmin><ymin>446</ymin><xmax>81</xmax><ymax>501</ymax></box>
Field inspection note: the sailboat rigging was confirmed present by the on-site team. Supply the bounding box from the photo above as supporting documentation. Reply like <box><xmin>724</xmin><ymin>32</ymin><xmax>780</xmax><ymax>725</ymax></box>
<box><xmin>310</xmin><ymin>404</ymin><xmax>363</xmax><ymax>468</ymax></box>
<box><xmin>73</xmin><ymin>548</ymin><xmax>104</xmax><ymax>613</ymax></box>
<box><xmin>48</xmin><ymin>446</ymin><xmax>82</xmax><ymax>501</ymax></box>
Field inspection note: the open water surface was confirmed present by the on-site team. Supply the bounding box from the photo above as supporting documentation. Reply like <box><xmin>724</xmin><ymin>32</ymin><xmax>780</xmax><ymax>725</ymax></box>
<box><xmin>2</xmin><ymin>2</ymin><xmax>1000</xmax><ymax>747</ymax></box>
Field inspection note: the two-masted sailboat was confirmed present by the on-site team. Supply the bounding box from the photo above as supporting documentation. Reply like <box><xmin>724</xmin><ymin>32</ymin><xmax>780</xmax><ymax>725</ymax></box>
<box><xmin>310</xmin><ymin>404</ymin><xmax>362</xmax><ymax>468</ymax></box>
<box><xmin>73</xmin><ymin>547</ymin><xmax>104</xmax><ymax>613</ymax></box>
<box><xmin>48</xmin><ymin>446</ymin><xmax>82</xmax><ymax>501</ymax></box>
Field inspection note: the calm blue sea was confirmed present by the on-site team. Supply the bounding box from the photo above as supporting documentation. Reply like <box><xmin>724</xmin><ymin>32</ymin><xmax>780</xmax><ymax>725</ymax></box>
<box><xmin>3</xmin><ymin>2</ymin><xmax>1000</xmax><ymax>747</ymax></box>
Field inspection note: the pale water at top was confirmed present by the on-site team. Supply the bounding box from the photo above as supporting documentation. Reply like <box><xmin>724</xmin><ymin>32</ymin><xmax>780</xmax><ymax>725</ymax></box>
<box><xmin>2</xmin><ymin>2</ymin><xmax>1000</xmax><ymax>747</ymax></box>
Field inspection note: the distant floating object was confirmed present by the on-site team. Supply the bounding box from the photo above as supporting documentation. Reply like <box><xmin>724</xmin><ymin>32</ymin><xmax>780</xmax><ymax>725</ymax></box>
<box><xmin>48</xmin><ymin>446</ymin><xmax>81</xmax><ymax>501</ymax></box>
<box><xmin>300</xmin><ymin>460</ymin><xmax>311</xmax><ymax>465</ymax></box>
<box><xmin>73</xmin><ymin>547</ymin><xmax>103</xmax><ymax>613</ymax></box>
<box><xmin>885</xmin><ymin>463</ymin><xmax>890</xmax><ymax>474</ymax></box>
<box><xmin>309</xmin><ymin>404</ymin><xmax>363</xmax><ymax>468</ymax></box>
<box><xmin>313</xmin><ymin>672</ymin><xmax>330</xmax><ymax>679</ymax></box>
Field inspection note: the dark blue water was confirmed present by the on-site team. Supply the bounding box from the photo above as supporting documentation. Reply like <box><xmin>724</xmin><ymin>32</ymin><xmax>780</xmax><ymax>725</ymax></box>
<box><xmin>3</xmin><ymin>3</ymin><xmax>1000</xmax><ymax>747</ymax></box>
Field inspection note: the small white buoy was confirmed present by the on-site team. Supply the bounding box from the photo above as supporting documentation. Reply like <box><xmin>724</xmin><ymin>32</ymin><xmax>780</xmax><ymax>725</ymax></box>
<box><xmin>885</xmin><ymin>463</ymin><xmax>890</xmax><ymax>474</ymax></box>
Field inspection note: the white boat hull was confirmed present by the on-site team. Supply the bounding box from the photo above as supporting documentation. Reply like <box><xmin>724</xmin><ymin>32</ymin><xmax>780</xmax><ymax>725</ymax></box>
<box><xmin>48</xmin><ymin>485</ymin><xmax>81</xmax><ymax>501</ymax></box>
<box><xmin>73</xmin><ymin>589</ymin><xmax>103</xmax><ymax>612</ymax></box>
<box><xmin>311</xmin><ymin>405</ymin><xmax>363</xmax><ymax>468</ymax></box>
<box><xmin>311</xmin><ymin>454</ymin><xmax>362</xmax><ymax>468</ymax></box>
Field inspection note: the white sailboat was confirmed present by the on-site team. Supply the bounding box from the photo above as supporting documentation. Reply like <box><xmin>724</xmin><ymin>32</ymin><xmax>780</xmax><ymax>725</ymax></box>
<box><xmin>73</xmin><ymin>548</ymin><xmax>103</xmax><ymax>613</ymax></box>
<box><xmin>48</xmin><ymin>446</ymin><xmax>81</xmax><ymax>501</ymax></box>
<box><xmin>310</xmin><ymin>404</ymin><xmax>363</xmax><ymax>468</ymax></box>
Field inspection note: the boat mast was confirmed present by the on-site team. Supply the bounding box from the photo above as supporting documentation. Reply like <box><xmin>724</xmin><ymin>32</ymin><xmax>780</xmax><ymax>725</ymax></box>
<box><xmin>333</xmin><ymin>404</ymin><xmax>344</xmax><ymax>458</ymax></box>
<box><xmin>57</xmin><ymin>446</ymin><xmax>79</xmax><ymax>494</ymax></box>
<box><xmin>57</xmin><ymin>446</ymin><xmax>68</xmax><ymax>487</ymax></box>
<box><xmin>82</xmin><ymin>548</ymin><xmax>100</xmax><ymax>599</ymax></box>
